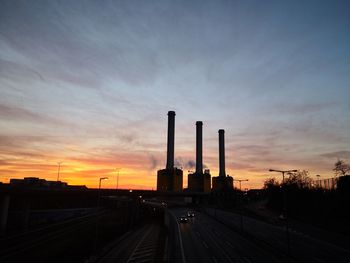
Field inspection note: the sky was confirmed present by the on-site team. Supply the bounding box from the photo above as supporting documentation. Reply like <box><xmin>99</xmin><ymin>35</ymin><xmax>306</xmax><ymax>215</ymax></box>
<box><xmin>1</xmin><ymin>0</ymin><xmax>350</xmax><ymax>189</ymax></box>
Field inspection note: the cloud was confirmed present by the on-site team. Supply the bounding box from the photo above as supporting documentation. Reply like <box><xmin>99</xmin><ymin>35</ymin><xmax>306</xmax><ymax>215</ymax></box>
<box><xmin>234</xmin><ymin>145</ymin><xmax>271</xmax><ymax>156</ymax></box>
<box><xmin>320</xmin><ymin>151</ymin><xmax>350</xmax><ymax>160</ymax></box>
<box><xmin>186</xmin><ymin>160</ymin><xmax>195</xmax><ymax>169</ymax></box>
<box><xmin>174</xmin><ymin>158</ymin><xmax>183</xmax><ymax>168</ymax></box>
<box><xmin>0</xmin><ymin>103</ymin><xmax>72</xmax><ymax>128</ymax></box>
<box><xmin>174</xmin><ymin>157</ymin><xmax>197</xmax><ymax>170</ymax></box>
<box><xmin>232</xmin><ymin>162</ymin><xmax>255</xmax><ymax>170</ymax></box>
<box><xmin>0</xmin><ymin>134</ymin><xmax>70</xmax><ymax>150</ymax></box>
<box><xmin>149</xmin><ymin>154</ymin><xmax>158</xmax><ymax>170</ymax></box>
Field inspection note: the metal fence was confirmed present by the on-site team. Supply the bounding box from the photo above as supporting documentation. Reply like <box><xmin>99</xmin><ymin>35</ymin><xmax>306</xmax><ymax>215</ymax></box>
<box><xmin>313</xmin><ymin>177</ymin><xmax>337</xmax><ymax>190</ymax></box>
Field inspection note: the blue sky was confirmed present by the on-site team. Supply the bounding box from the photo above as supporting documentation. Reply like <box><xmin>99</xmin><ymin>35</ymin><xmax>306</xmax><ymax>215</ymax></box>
<box><xmin>1</xmin><ymin>0</ymin><xmax>349</xmax><ymax>188</ymax></box>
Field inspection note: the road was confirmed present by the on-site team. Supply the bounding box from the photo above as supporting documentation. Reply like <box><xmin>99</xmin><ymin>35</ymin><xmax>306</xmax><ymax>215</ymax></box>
<box><xmin>204</xmin><ymin>208</ymin><xmax>350</xmax><ymax>263</ymax></box>
<box><xmin>170</xmin><ymin>208</ymin><xmax>292</xmax><ymax>263</ymax></box>
<box><xmin>94</xmin><ymin>223</ymin><xmax>162</xmax><ymax>263</ymax></box>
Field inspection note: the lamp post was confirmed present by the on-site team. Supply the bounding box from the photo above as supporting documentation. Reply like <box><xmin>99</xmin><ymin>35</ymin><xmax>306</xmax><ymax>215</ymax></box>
<box><xmin>56</xmin><ymin>162</ymin><xmax>62</xmax><ymax>181</ymax></box>
<box><xmin>233</xmin><ymin>179</ymin><xmax>249</xmax><ymax>232</ymax></box>
<box><xmin>95</xmin><ymin>177</ymin><xmax>108</xmax><ymax>251</ymax></box>
<box><xmin>268</xmin><ymin>169</ymin><xmax>297</xmax><ymax>255</ymax></box>
<box><xmin>115</xmin><ymin>168</ymin><xmax>121</xmax><ymax>190</ymax></box>
<box><xmin>98</xmin><ymin>177</ymin><xmax>108</xmax><ymax>208</ymax></box>
<box><xmin>269</xmin><ymin>169</ymin><xmax>297</xmax><ymax>184</ymax></box>
<box><xmin>268</xmin><ymin>169</ymin><xmax>297</xmax><ymax>218</ymax></box>
<box><xmin>234</xmin><ymin>179</ymin><xmax>249</xmax><ymax>191</ymax></box>
<box><xmin>316</xmin><ymin>174</ymin><xmax>321</xmax><ymax>188</ymax></box>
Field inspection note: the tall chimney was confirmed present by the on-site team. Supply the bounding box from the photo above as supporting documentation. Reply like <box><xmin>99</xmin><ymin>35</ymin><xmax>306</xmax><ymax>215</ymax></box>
<box><xmin>196</xmin><ymin>121</ymin><xmax>203</xmax><ymax>174</ymax></box>
<box><xmin>219</xmin><ymin>129</ymin><xmax>226</xmax><ymax>177</ymax></box>
<box><xmin>166</xmin><ymin>111</ymin><xmax>175</xmax><ymax>169</ymax></box>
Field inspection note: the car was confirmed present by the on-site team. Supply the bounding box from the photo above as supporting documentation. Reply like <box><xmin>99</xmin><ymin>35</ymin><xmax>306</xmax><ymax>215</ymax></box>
<box><xmin>187</xmin><ymin>211</ymin><xmax>195</xmax><ymax>217</ymax></box>
<box><xmin>180</xmin><ymin>215</ymin><xmax>188</xmax><ymax>223</ymax></box>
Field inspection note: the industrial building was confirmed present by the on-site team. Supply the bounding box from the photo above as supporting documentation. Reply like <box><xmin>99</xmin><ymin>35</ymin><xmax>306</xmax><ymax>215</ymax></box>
<box><xmin>9</xmin><ymin>177</ymin><xmax>87</xmax><ymax>190</ymax></box>
<box><xmin>157</xmin><ymin>111</ymin><xmax>183</xmax><ymax>192</ymax></box>
<box><xmin>156</xmin><ymin>111</ymin><xmax>234</xmax><ymax>192</ymax></box>
<box><xmin>188</xmin><ymin>121</ymin><xmax>211</xmax><ymax>192</ymax></box>
<box><xmin>212</xmin><ymin>129</ymin><xmax>233</xmax><ymax>191</ymax></box>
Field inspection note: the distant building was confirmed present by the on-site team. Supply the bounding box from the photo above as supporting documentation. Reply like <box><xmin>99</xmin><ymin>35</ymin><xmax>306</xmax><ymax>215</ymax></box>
<box><xmin>337</xmin><ymin>175</ymin><xmax>350</xmax><ymax>192</ymax></box>
<box><xmin>157</xmin><ymin>168</ymin><xmax>183</xmax><ymax>192</ymax></box>
<box><xmin>188</xmin><ymin>169</ymin><xmax>211</xmax><ymax>193</ymax></box>
<box><xmin>9</xmin><ymin>177</ymin><xmax>86</xmax><ymax>190</ymax></box>
<box><xmin>212</xmin><ymin>175</ymin><xmax>234</xmax><ymax>191</ymax></box>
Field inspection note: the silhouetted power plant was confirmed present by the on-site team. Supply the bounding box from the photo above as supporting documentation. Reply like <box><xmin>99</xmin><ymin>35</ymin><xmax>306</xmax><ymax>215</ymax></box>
<box><xmin>188</xmin><ymin>121</ymin><xmax>211</xmax><ymax>192</ymax></box>
<box><xmin>157</xmin><ymin>111</ymin><xmax>183</xmax><ymax>191</ymax></box>
<box><xmin>156</xmin><ymin>111</ymin><xmax>233</xmax><ymax>192</ymax></box>
<box><xmin>212</xmin><ymin>129</ymin><xmax>234</xmax><ymax>191</ymax></box>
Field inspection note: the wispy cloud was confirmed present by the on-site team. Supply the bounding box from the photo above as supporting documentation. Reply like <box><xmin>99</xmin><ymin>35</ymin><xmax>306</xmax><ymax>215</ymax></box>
<box><xmin>320</xmin><ymin>151</ymin><xmax>350</xmax><ymax>160</ymax></box>
<box><xmin>1</xmin><ymin>0</ymin><xmax>349</xmax><ymax>188</ymax></box>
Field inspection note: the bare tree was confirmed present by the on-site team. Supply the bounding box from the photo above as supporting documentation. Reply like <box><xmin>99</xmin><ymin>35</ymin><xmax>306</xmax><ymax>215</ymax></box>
<box><xmin>284</xmin><ymin>170</ymin><xmax>312</xmax><ymax>189</ymax></box>
<box><xmin>333</xmin><ymin>159</ymin><xmax>350</xmax><ymax>177</ymax></box>
<box><xmin>263</xmin><ymin>177</ymin><xmax>280</xmax><ymax>189</ymax></box>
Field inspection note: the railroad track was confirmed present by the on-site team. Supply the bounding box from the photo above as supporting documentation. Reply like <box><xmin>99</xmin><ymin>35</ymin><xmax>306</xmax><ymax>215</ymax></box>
<box><xmin>0</xmin><ymin>209</ymin><xmax>107</xmax><ymax>261</ymax></box>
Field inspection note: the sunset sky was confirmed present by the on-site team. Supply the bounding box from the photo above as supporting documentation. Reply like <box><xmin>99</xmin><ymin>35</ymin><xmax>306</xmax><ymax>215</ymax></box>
<box><xmin>1</xmin><ymin>0</ymin><xmax>349</xmax><ymax>189</ymax></box>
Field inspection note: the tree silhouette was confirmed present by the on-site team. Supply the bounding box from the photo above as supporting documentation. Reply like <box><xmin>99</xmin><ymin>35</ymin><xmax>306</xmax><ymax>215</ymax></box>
<box><xmin>263</xmin><ymin>177</ymin><xmax>279</xmax><ymax>189</ymax></box>
<box><xmin>333</xmin><ymin>159</ymin><xmax>350</xmax><ymax>177</ymax></box>
<box><xmin>284</xmin><ymin>170</ymin><xmax>312</xmax><ymax>189</ymax></box>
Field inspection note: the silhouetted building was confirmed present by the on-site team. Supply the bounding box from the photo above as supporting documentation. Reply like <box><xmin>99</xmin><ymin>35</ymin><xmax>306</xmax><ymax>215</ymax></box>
<box><xmin>188</xmin><ymin>169</ymin><xmax>211</xmax><ymax>193</ymax></box>
<box><xmin>9</xmin><ymin>177</ymin><xmax>86</xmax><ymax>190</ymax></box>
<box><xmin>337</xmin><ymin>175</ymin><xmax>350</xmax><ymax>193</ymax></box>
<box><xmin>212</xmin><ymin>129</ymin><xmax>233</xmax><ymax>191</ymax></box>
<box><xmin>157</xmin><ymin>168</ymin><xmax>183</xmax><ymax>191</ymax></box>
<box><xmin>157</xmin><ymin>111</ymin><xmax>183</xmax><ymax>192</ymax></box>
<box><xmin>188</xmin><ymin>121</ymin><xmax>211</xmax><ymax>192</ymax></box>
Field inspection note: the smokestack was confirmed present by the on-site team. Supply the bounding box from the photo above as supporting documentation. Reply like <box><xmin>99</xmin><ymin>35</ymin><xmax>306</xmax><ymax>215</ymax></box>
<box><xmin>219</xmin><ymin>129</ymin><xmax>226</xmax><ymax>177</ymax></box>
<box><xmin>166</xmin><ymin>111</ymin><xmax>176</xmax><ymax>169</ymax></box>
<box><xmin>196</xmin><ymin>121</ymin><xmax>203</xmax><ymax>174</ymax></box>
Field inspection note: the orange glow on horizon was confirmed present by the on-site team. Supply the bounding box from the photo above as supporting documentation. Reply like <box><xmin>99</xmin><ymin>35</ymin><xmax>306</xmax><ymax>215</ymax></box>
<box><xmin>0</xmin><ymin>148</ymin><xmax>336</xmax><ymax>190</ymax></box>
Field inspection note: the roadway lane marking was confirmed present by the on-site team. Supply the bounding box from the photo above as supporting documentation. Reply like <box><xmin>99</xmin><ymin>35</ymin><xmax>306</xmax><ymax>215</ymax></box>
<box><xmin>127</xmin><ymin>225</ymin><xmax>155</xmax><ymax>263</ymax></box>
<box><xmin>312</xmin><ymin>257</ymin><xmax>326</xmax><ymax>263</ymax></box>
<box><xmin>225</xmin><ymin>241</ymin><xmax>234</xmax><ymax>248</ymax></box>
<box><xmin>195</xmin><ymin>231</ymin><xmax>201</xmax><ymax>237</ymax></box>
<box><xmin>202</xmin><ymin>240</ymin><xmax>209</xmax><ymax>248</ymax></box>
<box><xmin>169</xmin><ymin>210</ymin><xmax>186</xmax><ymax>263</ymax></box>
<box><xmin>243</xmin><ymin>256</ymin><xmax>252</xmax><ymax>263</ymax></box>
<box><xmin>212</xmin><ymin>256</ymin><xmax>218</xmax><ymax>263</ymax></box>
<box><xmin>199</xmin><ymin>219</ymin><xmax>235</xmax><ymax>263</ymax></box>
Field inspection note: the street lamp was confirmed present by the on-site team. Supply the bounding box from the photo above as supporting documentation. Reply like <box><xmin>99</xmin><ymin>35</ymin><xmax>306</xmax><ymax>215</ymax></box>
<box><xmin>268</xmin><ymin>169</ymin><xmax>297</xmax><ymax>255</ymax></box>
<box><xmin>269</xmin><ymin>168</ymin><xmax>297</xmax><ymax>217</ymax></box>
<box><xmin>99</xmin><ymin>177</ymin><xmax>108</xmax><ymax>189</ymax></box>
<box><xmin>115</xmin><ymin>168</ymin><xmax>121</xmax><ymax>190</ymax></box>
<box><xmin>56</xmin><ymin>162</ymin><xmax>62</xmax><ymax>181</ymax></box>
<box><xmin>316</xmin><ymin>174</ymin><xmax>321</xmax><ymax>188</ymax></box>
<box><xmin>234</xmin><ymin>179</ymin><xmax>249</xmax><ymax>191</ymax></box>
<box><xmin>98</xmin><ymin>177</ymin><xmax>108</xmax><ymax>208</ymax></box>
<box><xmin>95</xmin><ymin>176</ymin><xmax>108</xmax><ymax>251</ymax></box>
<box><xmin>269</xmin><ymin>169</ymin><xmax>297</xmax><ymax>183</ymax></box>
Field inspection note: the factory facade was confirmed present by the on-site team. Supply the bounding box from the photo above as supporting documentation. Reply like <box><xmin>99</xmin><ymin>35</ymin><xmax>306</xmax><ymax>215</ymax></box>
<box><xmin>157</xmin><ymin>111</ymin><xmax>183</xmax><ymax>192</ymax></box>
<box><xmin>156</xmin><ymin>111</ymin><xmax>233</xmax><ymax>192</ymax></box>
<box><xmin>187</xmin><ymin>121</ymin><xmax>211</xmax><ymax>193</ymax></box>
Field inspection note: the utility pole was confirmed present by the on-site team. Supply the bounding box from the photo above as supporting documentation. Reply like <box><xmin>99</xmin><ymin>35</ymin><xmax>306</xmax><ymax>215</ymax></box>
<box><xmin>56</xmin><ymin>162</ymin><xmax>62</xmax><ymax>181</ymax></box>
<box><xmin>116</xmin><ymin>168</ymin><xmax>121</xmax><ymax>190</ymax></box>
<box><xmin>234</xmin><ymin>179</ymin><xmax>249</xmax><ymax>191</ymax></box>
<box><xmin>269</xmin><ymin>169</ymin><xmax>297</xmax><ymax>184</ymax></box>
